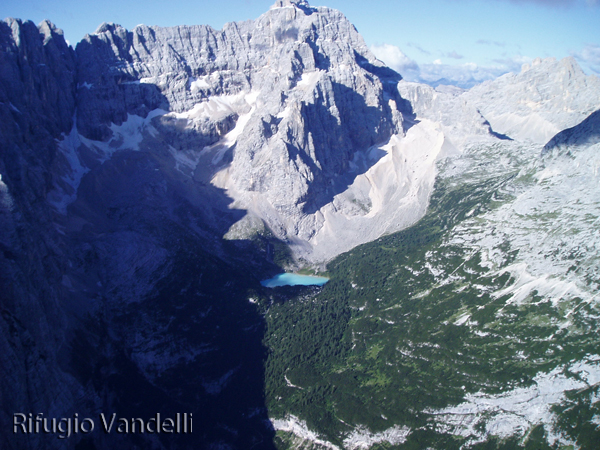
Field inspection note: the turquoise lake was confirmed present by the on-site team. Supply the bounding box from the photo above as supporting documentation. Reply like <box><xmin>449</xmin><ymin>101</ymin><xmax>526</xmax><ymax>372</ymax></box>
<box><xmin>260</xmin><ymin>273</ymin><xmax>329</xmax><ymax>288</ymax></box>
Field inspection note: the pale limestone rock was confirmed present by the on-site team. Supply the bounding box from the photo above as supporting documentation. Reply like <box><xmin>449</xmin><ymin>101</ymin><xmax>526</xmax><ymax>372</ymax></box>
<box><xmin>463</xmin><ymin>57</ymin><xmax>600</xmax><ymax>144</ymax></box>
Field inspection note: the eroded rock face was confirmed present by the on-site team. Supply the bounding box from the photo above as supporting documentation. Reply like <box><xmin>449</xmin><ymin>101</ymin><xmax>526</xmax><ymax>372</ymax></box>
<box><xmin>75</xmin><ymin>3</ymin><xmax>402</xmax><ymax>138</ymax></box>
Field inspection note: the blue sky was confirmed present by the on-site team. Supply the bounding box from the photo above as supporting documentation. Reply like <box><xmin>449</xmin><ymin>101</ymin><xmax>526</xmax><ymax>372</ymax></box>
<box><xmin>2</xmin><ymin>0</ymin><xmax>599</xmax><ymax>87</ymax></box>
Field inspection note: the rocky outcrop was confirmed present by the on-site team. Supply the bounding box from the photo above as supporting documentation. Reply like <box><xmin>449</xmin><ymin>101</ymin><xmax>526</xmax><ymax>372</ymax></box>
<box><xmin>74</xmin><ymin>2</ymin><xmax>403</xmax><ymax>139</ymax></box>
<box><xmin>397</xmin><ymin>81</ymin><xmax>505</xmax><ymax>148</ymax></box>
<box><xmin>463</xmin><ymin>57</ymin><xmax>600</xmax><ymax>144</ymax></box>
<box><xmin>543</xmin><ymin>108</ymin><xmax>600</xmax><ymax>153</ymax></box>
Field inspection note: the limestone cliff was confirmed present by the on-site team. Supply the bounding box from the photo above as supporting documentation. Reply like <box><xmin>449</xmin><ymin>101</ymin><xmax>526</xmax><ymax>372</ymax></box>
<box><xmin>0</xmin><ymin>18</ymin><xmax>86</xmax><ymax>450</ymax></box>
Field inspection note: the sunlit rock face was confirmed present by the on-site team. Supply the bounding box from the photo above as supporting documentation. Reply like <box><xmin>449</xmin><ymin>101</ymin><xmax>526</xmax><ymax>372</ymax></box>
<box><xmin>463</xmin><ymin>56</ymin><xmax>600</xmax><ymax>144</ymax></box>
<box><xmin>70</xmin><ymin>0</ymin><xmax>417</xmax><ymax>266</ymax></box>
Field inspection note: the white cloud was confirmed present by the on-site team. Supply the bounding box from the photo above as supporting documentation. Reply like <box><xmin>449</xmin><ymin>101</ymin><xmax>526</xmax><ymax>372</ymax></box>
<box><xmin>407</xmin><ymin>42</ymin><xmax>431</xmax><ymax>55</ymax></box>
<box><xmin>370</xmin><ymin>44</ymin><xmax>420</xmax><ymax>81</ymax></box>
<box><xmin>572</xmin><ymin>44</ymin><xmax>600</xmax><ymax>74</ymax></box>
<box><xmin>477</xmin><ymin>39</ymin><xmax>506</xmax><ymax>47</ymax></box>
<box><xmin>492</xmin><ymin>54</ymin><xmax>534</xmax><ymax>72</ymax></box>
<box><xmin>369</xmin><ymin>43</ymin><xmax>536</xmax><ymax>89</ymax></box>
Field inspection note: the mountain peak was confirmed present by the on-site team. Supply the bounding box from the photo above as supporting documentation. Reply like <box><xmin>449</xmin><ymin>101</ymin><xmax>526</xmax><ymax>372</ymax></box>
<box><xmin>94</xmin><ymin>22</ymin><xmax>126</xmax><ymax>35</ymax></box>
<box><xmin>519</xmin><ymin>55</ymin><xmax>583</xmax><ymax>77</ymax></box>
<box><xmin>271</xmin><ymin>0</ymin><xmax>310</xmax><ymax>9</ymax></box>
<box><xmin>520</xmin><ymin>56</ymin><xmax>555</xmax><ymax>73</ymax></box>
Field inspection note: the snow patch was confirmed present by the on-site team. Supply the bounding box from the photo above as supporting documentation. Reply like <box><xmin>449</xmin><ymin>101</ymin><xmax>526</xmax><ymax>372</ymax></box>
<box><xmin>0</xmin><ymin>173</ymin><xmax>15</xmax><ymax>210</ymax></box>
<box><xmin>203</xmin><ymin>105</ymin><xmax>255</xmax><ymax>166</ymax></box>
<box><xmin>171</xmin><ymin>91</ymin><xmax>256</xmax><ymax>122</ymax></box>
<box><xmin>271</xmin><ymin>415</ymin><xmax>340</xmax><ymax>450</ymax></box>
<box><xmin>81</xmin><ymin>109</ymin><xmax>166</xmax><ymax>159</ymax></box>
<box><xmin>167</xmin><ymin>145</ymin><xmax>200</xmax><ymax>176</ymax></box>
<box><xmin>296</xmin><ymin>70</ymin><xmax>323</xmax><ymax>91</ymax></box>
<box><xmin>189</xmin><ymin>76</ymin><xmax>210</xmax><ymax>91</ymax></box>
<box><xmin>428</xmin><ymin>357</ymin><xmax>600</xmax><ymax>447</ymax></box>
<box><xmin>343</xmin><ymin>425</ymin><xmax>411</xmax><ymax>449</ymax></box>
<box><xmin>48</xmin><ymin>109</ymin><xmax>167</xmax><ymax>213</ymax></box>
<box><xmin>47</xmin><ymin>122</ymin><xmax>90</xmax><ymax>213</ymax></box>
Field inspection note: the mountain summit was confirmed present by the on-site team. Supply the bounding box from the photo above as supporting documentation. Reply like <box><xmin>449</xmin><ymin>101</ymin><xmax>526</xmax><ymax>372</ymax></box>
<box><xmin>272</xmin><ymin>0</ymin><xmax>311</xmax><ymax>7</ymax></box>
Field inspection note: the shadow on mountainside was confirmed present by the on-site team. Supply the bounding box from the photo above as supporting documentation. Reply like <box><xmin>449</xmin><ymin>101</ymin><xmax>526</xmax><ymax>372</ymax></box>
<box><xmin>2</xmin><ymin>14</ymin><xmax>425</xmax><ymax>449</ymax></box>
<box><xmin>543</xmin><ymin>108</ymin><xmax>600</xmax><ymax>154</ymax></box>
<box><xmin>60</xmin><ymin>48</ymin><xmax>422</xmax><ymax>447</ymax></box>
<box><xmin>59</xmin><ymin>87</ymin><xmax>280</xmax><ymax>448</ymax></box>
<box><xmin>301</xmin><ymin>77</ymin><xmax>414</xmax><ymax>215</ymax></box>
<box><xmin>1</xmin><ymin>22</ymin><xmax>278</xmax><ymax>449</ymax></box>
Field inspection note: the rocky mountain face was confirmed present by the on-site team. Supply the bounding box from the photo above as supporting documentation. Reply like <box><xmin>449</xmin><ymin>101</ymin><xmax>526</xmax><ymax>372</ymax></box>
<box><xmin>65</xmin><ymin>0</ymin><xmax>415</xmax><ymax>266</ymax></box>
<box><xmin>463</xmin><ymin>56</ymin><xmax>600</xmax><ymax>144</ymax></box>
<box><xmin>1</xmin><ymin>0</ymin><xmax>600</xmax><ymax>449</ymax></box>
<box><xmin>0</xmin><ymin>18</ymin><xmax>84</xmax><ymax>450</ymax></box>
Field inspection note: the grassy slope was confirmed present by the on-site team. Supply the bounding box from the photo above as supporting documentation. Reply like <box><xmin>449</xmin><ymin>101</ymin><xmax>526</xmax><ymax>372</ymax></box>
<box><xmin>263</xmin><ymin>141</ymin><xmax>600</xmax><ymax>449</ymax></box>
